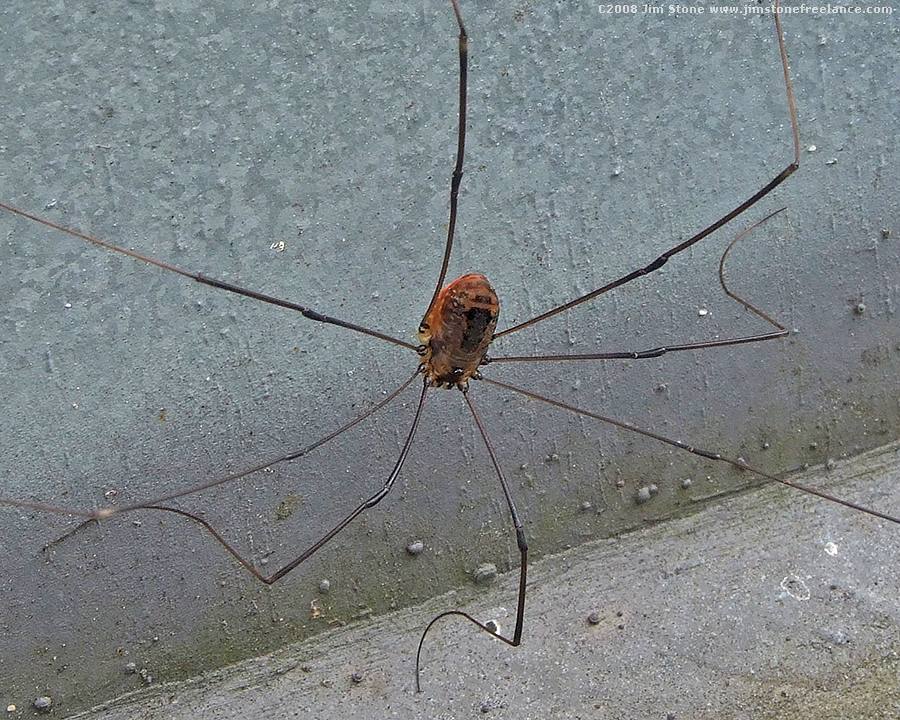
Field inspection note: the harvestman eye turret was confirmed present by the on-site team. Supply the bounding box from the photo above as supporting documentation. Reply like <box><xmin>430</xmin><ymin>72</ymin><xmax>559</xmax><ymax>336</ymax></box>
<box><xmin>1</xmin><ymin>0</ymin><xmax>897</xmax><ymax>698</ymax></box>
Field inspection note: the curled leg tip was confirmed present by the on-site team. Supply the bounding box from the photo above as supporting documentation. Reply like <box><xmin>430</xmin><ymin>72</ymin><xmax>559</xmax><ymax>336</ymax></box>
<box><xmin>41</xmin><ymin>517</ymin><xmax>99</xmax><ymax>554</ymax></box>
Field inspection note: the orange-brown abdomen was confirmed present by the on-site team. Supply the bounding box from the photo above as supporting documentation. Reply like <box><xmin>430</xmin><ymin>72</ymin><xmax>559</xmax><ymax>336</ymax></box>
<box><xmin>418</xmin><ymin>273</ymin><xmax>499</xmax><ymax>387</ymax></box>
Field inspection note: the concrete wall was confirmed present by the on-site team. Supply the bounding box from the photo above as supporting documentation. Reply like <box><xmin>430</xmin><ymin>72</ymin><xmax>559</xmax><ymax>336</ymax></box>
<box><xmin>1</xmin><ymin>1</ymin><xmax>897</xmax><ymax>714</ymax></box>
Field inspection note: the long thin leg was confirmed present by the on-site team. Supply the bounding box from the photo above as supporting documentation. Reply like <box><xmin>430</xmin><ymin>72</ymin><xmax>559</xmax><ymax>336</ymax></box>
<box><xmin>493</xmin><ymin>0</ymin><xmax>800</xmax><ymax>340</ymax></box>
<box><xmin>486</xmin><ymin>331</ymin><xmax>786</xmax><ymax>365</ymax></box>
<box><xmin>40</xmin><ymin>380</ymin><xmax>429</xmax><ymax>586</ymax></box>
<box><xmin>0</xmin><ymin>202</ymin><xmax>416</xmax><ymax>351</ymax></box>
<box><xmin>0</xmin><ymin>370</ymin><xmax>420</xmax><ymax>529</ymax></box>
<box><xmin>480</xmin><ymin>376</ymin><xmax>900</xmax><ymax>525</ymax></box>
<box><xmin>420</xmin><ymin>0</ymin><xmax>468</xmax><ymax>331</ymax></box>
<box><xmin>488</xmin><ymin>208</ymin><xmax>789</xmax><ymax>364</ymax></box>
<box><xmin>415</xmin><ymin>387</ymin><xmax>528</xmax><ymax>692</ymax></box>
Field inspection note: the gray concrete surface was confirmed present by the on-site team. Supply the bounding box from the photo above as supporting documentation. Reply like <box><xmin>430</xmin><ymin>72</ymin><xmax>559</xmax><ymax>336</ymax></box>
<box><xmin>1</xmin><ymin>0</ymin><xmax>898</xmax><ymax>715</ymax></box>
<box><xmin>70</xmin><ymin>444</ymin><xmax>900</xmax><ymax>719</ymax></box>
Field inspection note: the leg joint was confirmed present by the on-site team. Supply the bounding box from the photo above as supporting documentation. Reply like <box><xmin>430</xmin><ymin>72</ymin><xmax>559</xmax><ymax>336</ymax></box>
<box><xmin>515</xmin><ymin>527</ymin><xmax>528</xmax><ymax>552</ymax></box>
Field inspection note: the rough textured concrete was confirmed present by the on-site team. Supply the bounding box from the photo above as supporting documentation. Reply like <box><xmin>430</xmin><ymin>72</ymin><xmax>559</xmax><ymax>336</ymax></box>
<box><xmin>70</xmin><ymin>444</ymin><xmax>900</xmax><ymax>719</ymax></box>
<box><xmin>0</xmin><ymin>0</ymin><xmax>898</xmax><ymax>715</ymax></box>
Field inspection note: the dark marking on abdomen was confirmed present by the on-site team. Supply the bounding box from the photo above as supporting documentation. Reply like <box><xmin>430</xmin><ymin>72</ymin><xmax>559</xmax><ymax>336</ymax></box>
<box><xmin>462</xmin><ymin>307</ymin><xmax>493</xmax><ymax>352</ymax></box>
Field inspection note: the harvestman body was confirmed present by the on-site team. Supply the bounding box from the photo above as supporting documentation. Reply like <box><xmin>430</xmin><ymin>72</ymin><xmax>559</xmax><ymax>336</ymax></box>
<box><xmin>418</xmin><ymin>273</ymin><xmax>499</xmax><ymax>387</ymax></box>
<box><xmin>1</xmin><ymin>0</ymin><xmax>898</xmax><ymax>695</ymax></box>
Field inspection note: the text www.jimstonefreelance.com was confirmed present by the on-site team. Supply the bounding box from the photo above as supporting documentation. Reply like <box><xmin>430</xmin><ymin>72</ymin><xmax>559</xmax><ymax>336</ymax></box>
<box><xmin>597</xmin><ymin>3</ymin><xmax>893</xmax><ymax>15</ymax></box>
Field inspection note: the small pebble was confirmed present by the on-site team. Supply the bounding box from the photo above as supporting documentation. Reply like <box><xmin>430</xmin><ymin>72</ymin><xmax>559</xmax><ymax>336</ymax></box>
<box><xmin>697</xmin><ymin>308</ymin><xmax>708</xmax><ymax>317</ymax></box>
<box><xmin>33</xmin><ymin>697</ymin><xmax>52</xmax><ymax>713</ymax></box>
<box><xmin>7</xmin><ymin>706</ymin><xmax>16</xmax><ymax>714</ymax></box>
<box><xmin>405</xmin><ymin>540</ymin><xmax>425</xmax><ymax>556</ymax></box>
<box><xmin>825</xmin><ymin>158</ymin><xmax>837</xmax><ymax>165</ymax></box>
<box><xmin>807</xmin><ymin>144</ymin><xmax>817</xmax><ymax>152</ymax></box>
<box><xmin>648</xmin><ymin>483</ymin><xmax>659</xmax><ymax>496</ymax></box>
<box><xmin>821</xmin><ymin>629</ymin><xmax>849</xmax><ymax>646</ymax></box>
<box><xmin>881</xmin><ymin>228</ymin><xmax>891</xmax><ymax>239</ymax></box>
<box><xmin>479</xmin><ymin>698</ymin><xmax>505</xmax><ymax>713</ymax></box>
<box><xmin>474</xmin><ymin>563</ymin><xmax>498</xmax><ymax>585</ymax></box>
<box><xmin>351</xmin><ymin>671</ymin><xmax>364</xmax><ymax>684</ymax></box>
<box><xmin>615</xmin><ymin>479</ymin><xmax>626</xmax><ymax>489</ymax></box>
<box><xmin>853</xmin><ymin>302</ymin><xmax>866</xmax><ymax>315</ymax></box>
<box><xmin>587</xmin><ymin>611</ymin><xmax>601</xmax><ymax>625</ymax></box>
<box><xmin>125</xmin><ymin>661</ymin><xmax>137</xmax><ymax>674</ymax></box>
<box><xmin>680</xmin><ymin>478</ymin><xmax>692</xmax><ymax>489</ymax></box>
<box><xmin>636</xmin><ymin>486</ymin><xmax>653</xmax><ymax>504</ymax></box>
<box><xmin>484</xmin><ymin>619</ymin><xmax>500</xmax><ymax>634</ymax></box>
<box><xmin>825</xmin><ymin>458</ymin><xmax>837</xmax><ymax>470</ymax></box>
<box><xmin>762</xmin><ymin>442</ymin><xmax>770</xmax><ymax>450</ymax></box>
<box><xmin>580</xmin><ymin>500</ymin><xmax>592</xmax><ymax>511</ymax></box>
<box><xmin>318</xmin><ymin>579</ymin><xmax>331</xmax><ymax>593</ymax></box>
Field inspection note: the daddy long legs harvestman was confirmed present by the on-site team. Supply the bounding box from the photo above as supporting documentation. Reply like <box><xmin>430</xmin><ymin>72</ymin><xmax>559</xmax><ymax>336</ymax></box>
<box><xmin>1</xmin><ymin>0</ymin><xmax>898</xmax><ymax>711</ymax></box>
